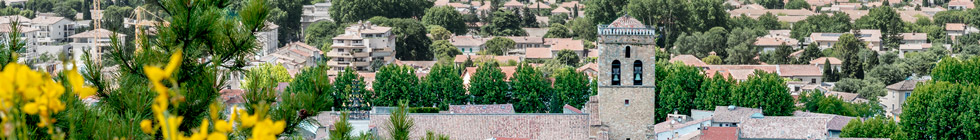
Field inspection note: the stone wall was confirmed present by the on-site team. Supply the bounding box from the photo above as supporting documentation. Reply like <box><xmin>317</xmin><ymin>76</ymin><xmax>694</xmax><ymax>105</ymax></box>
<box><xmin>370</xmin><ymin>114</ymin><xmax>590</xmax><ymax>140</ymax></box>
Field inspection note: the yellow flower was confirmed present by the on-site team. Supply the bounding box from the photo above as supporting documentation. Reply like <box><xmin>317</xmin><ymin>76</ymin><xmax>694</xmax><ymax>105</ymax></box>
<box><xmin>144</xmin><ymin>51</ymin><xmax>183</xmax><ymax>95</ymax></box>
<box><xmin>22</xmin><ymin>103</ymin><xmax>39</xmax><ymax>114</ymax></box>
<box><xmin>207</xmin><ymin>133</ymin><xmax>228</xmax><ymax>140</ymax></box>
<box><xmin>140</xmin><ymin>119</ymin><xmax>154</xmax><ymax>134</ymax></box>
<box><xmin>238</xmin><ymin>112</ymin><xmax>258</xmax><ymax>128</ymax></box>
<box><xmin>161</xmin><ymin>116</ymin><xmax>184</xmax><ymax>140</ymax></box>
<box><xmin>247</xmin><ymin>119</ymin><xmax>285</xmax><ymax>140</ymax></box>
<box><xmin>65</xmin><ymin>67</ymin><xmax>97</xmax><ymax>98</ymax></box>
<box><xmin>213</xmin><ymin>120</ymin><xmax>232</xmax><ymax>133</ymax></box>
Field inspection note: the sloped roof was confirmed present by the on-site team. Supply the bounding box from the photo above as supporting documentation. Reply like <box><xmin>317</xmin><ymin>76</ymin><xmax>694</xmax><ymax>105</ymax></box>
<box><xmin>505</xmin><ymin>36</ymin><xmax>544</xmax><ymax>44</ymax></box>
<box><xmin>810</xmin><ymin>57</ymin><xmax>842</xmax><ymax>65</ymax></box>
<box><xmin>31</xmin><ymin>16</ymin><xmax>68</xmax><ymax>25</ymax></box>
<box><xmin>712</xmin><ymin>106</ymin><xmax>762</xmax><ymax>123</ymax></box>
<box><xmin>670</xmin><ymin>55</ymin><xmax>708</xmax><ymax>67</ymax></box>
<box><xmin>779</xmin><ymin>65</ymin><xmax>823</xmax><ymax>77</ymax></box>
<box><xmin>947</xmin><ymin>23</ymin><xmax>966</xmax><ymax>31</ymax></box>
<box><xmin>525</xmin><ymin>47</ymin><xmax>553</xmax><ymax>58</ymax></box>
<box><xmin>453</xmin><ymin>55</ymin><xmax>522</xmax><ymax>64</ymax></box>
<box><xmin>450</xmin><ymin>36</ymin><xmax>489</xmax><ymax>47</ymax></box>
<box><xmin>0</xmin><ymin>24</ymin><xmax>39</xmax><ymax>33</ymax></box>
<box><xmin>607</xmin><ymin>15</ymin><xmax>645</xmax><ymax>28</ymax></box>
<box><xmin>527</xmin><ymin>2</ymin><xmax>552</xmax><ymax>9</ymax></box>
<box><xmin>700</xmin><ymin>127</ymin><xmax>738</xmax><ymax>140</ymax></box>
<box><xmin>562</xmin><ymin>104</ymin><xmax>583</xmax><ymax>113</ymax></box>
<box><xmin>549</xmin><ymin>39</ymin><xmax>584</xmax><ymax>51</ymax></box>
<box><xmin>504</xmin><ymin>0</ymin><xmax>524</xmax><ymax>7</ymax></box>
<box><xmin>886</xmin><ymin>80</ymin><xmax>923</xmax><ymax>91</ymax></box>
<box><xmin>739</xmin><ymin>117</ymin><xmax>829</xmax><ymax>139</ymax></box>
<box><xmin>69</xmin><ymin>29</ymin><xmax>128</xmax><ymax>38</ymax></box>
<box><xmin>948</xmin><ymin>0</ymin><xmax>976</xmax><ymax>8</ymax></box>
<box><xmin>551</xmin><ymin>6</ymin><xmax>571</xmax><ymax>14</ymax></box>
<box><xmin>901</xmin><ymin>33</ymin><xmax>928</xmax><ymax>41</ymax></box>
<box><xmin>576</xmin><ymin>63</ymin><xmax>597</xmax><ymax>72</ymax></box>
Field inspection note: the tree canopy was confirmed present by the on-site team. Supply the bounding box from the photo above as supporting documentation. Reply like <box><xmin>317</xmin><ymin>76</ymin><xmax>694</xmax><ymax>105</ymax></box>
<box><xmin>330</xmin><ymin>0</ymin><xmax>433</xmax><ymax>23</ymax></box>
<box><xmin>369</xmin><ymin>17</ymin><xmax>434</xmax><ymax>60</ymax></box>
<box><xmin>481</xmin><ymin>37</ymin><xmax>517</xmax><ymax>55</ymax></box>
<box><xmin>423</xmin><ymin>6</ymin><xmax>468</xmax><ymax>35</ymax></box>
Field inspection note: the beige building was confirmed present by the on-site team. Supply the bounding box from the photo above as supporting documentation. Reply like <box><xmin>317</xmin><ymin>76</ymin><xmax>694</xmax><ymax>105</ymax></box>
<box><xmin>596</xmin><ymin>15</ymin><xmax>658</xmax><ymax>140</ymax></box>
<box><xmin>68</xmin><ymin>29</ymin><xmax>127</xmax><ymax>64</ymax></box>
<box><xmin>326</xmin><ymin>21</ymin><xmax>395</xmax><ymax>75</ymax></box>
<box><xmin>881</xmin><ymin>80</ymin><xmax>923</xmax><ymax>118</ymax></box>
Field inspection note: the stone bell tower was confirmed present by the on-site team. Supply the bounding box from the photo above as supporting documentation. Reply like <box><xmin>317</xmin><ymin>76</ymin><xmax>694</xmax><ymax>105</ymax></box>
<box><xmin>596</xmin><ymin>15</ymin><xmax>657</xmax><ymax>140</ymax></box>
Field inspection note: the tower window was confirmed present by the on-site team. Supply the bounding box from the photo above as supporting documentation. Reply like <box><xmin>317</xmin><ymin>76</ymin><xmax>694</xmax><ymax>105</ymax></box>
<box><xmin>612</xmin><ymin>60</ymin><xmax>621</xmax><ymax>85</ymax></box>
<box><xmin>633</xmin><ymin>60</ymin><xmax>642</xmax><ymax>85</ymax></box>
<box><xmin>625</xmin><ymin>100</ymin><xmax>630</xmax><ymax>106</ymax></box>
<box><xmin>625</xmin><ymin>46</ymin><xmax>631</xmax><ymax>58</ymax></box>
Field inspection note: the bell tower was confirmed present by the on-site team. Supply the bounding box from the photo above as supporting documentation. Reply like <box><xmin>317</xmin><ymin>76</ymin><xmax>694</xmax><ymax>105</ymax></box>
<box><xmin>596</xmin><ymin>15</ymin><xmax>657</xmax><ymax>140</ymax></box>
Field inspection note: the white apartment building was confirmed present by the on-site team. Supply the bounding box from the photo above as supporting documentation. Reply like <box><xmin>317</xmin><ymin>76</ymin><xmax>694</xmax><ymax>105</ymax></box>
<box><xmin>326</xmin><ymin>21</ymin><xmax>395</xmax><ymax>75</ymax></box>
<box><xmin>67</xmin><ymin>29</ymin><xmax>126</xmax><ymax>64</ymax></box>
<box><xmin>256</xmin><ymin>22</ymin><xmax>280</xmax><ymax>56</ymax></box>
<box><xmin>31</xmin><ymin>15</ymin><xmax>75</xmax><ymax>45</ymax></box>
<box><xmin>301</xmin><ymin>2</ymin><xmax>332</xmax><ymax>33</ymax></box>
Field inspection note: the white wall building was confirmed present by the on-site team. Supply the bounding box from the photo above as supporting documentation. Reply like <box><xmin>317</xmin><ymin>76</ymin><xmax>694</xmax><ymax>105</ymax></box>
<box><xmin>31</xmin><ymin>15</ymin><xmax>76</xmax><ymax>45</ymax></box>
<box><xmin>325</xmin><ymin>21</ymin><xmax>395</xmax><ymax>75</ymax></box>
<box><xmin>67</xmin><ymin>29</ymin><xmax>126</xmax><ymax>64</ymax></box>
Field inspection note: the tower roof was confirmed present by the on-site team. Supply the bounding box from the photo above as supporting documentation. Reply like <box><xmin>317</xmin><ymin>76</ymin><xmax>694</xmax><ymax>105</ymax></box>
<box><xmin>607</xmin><ymin>15</ymin><xmax>645</xmax><ymax>28</ymax></box>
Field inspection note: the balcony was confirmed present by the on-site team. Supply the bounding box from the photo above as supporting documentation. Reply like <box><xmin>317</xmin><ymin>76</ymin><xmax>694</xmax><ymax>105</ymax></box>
<box><xmin>327</xmin><ymin>61</ymin><xmax>369</xmax><ymax>67</ymax></box>
<box><xmin>326</xmin><ymin>51</ymin><xmax>370</xmax><ymax>58</ymax></box>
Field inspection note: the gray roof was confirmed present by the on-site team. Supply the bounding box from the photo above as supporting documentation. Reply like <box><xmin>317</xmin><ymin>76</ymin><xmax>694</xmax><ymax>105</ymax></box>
<box><xmin>792</xmin><ymin>111</ymin><xmax>856</xmax><ymax>131</ymax></box>
<box><xmin>712</xmin><ymin>106</ymin><xmax>762</xmax><ymax>123</ymax></box>
<box><xmin>886</xmin><ymin>80</ymin><xmax>923</xmax><ymax>91</ymax></box>
<box><xmin>739</xmin><ymin>117</ymin><xmax>829</xmax><ymax>139</ymax></box>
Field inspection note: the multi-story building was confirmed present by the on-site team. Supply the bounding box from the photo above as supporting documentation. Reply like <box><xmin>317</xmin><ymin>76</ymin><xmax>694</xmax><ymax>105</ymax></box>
<box><xmin>256</xmin><ymin>22</ymin><xmax>279</xmax><ymax>56</ymax></box>
<box><xmin>326</xmin><ymin>21</ymin><xmax>394</xmax><ymax>75</ymax></box>
<box><xmin>301</xmin><ymin>2</ymin><xmax>332</xmax><ymax>33</ymax></box>
<box><xmin>31</xmin><ymin>15</ymin><xmax>75</xmax><ymax>45</ymax></box>
<box><xmin>67</xmin><ymin>29</ymin><xmax>127</xmax><ymax>64</ymax></box>
<box><xmin>596</xmin><ymin>15</ymin><xmax>658</xmax><ymax>140</ymax></box>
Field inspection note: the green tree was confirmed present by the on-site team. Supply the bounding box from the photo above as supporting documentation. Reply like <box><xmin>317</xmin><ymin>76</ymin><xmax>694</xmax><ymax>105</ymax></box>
<box><xmin>867</xmin><ymin>63</ymin><xmax>912</xmax><ymax>85</ymax></box>
<box><xmin>694</xmin><ymin>73</ymin><xmax>734</xmax><ymax>110</ymax></box>
<box><xmin>521</xmin><ymin>7</ymin><xmax>538</xmax><ymax>27</ymax></box>
<box><xmin>757</xmin><ymin>0</ymin><xmax>784</xmax><ymax>9</ymax></box>
<box><xmin>790</xmin><ymin>13</ymin><xmax>853</xmax><ymax>40</ymax></box>
<box><xmin>823</xmin><ymin>59</ymin><xmax>839</xmax><ymax>82</ymax></box>
<box><xmin>330</xmin><ymin>0</ymin><xmax>432</xmax><ymax>23</ymax></box>
<box><xmin>567</xmin><ymin>18</ymin><xmax>597</xmax><ymax>41</ymax></box>
<box><xmin>423</xmin><ymin>6</ymin><xmax>468</xmax><ymax>35</ymax></box>
<box><xmin>553</xmin><ymin>67</ymin><xmax>590</xmax><ymax>109</ymax></box>
<box><xmin>967</xmin><ymin>9</ymin><xmax>980</xmax><ymax>29</ymax></box>
<box><xmin>656</xmin><ymin>62</ymin><xmax>704</xmax><ymax>122</ymax></box>
<box><xmin>369</xmin><ymin>17</ymin><xmax>434</xmax><ymax>61</ymax></box>
<box><xmin>470</xmin><ymin>62</ymin><xmax>511</xmax><ymax>104</ymax></box>
<box><xmin>428</xmin><ymin>26</ymin><xmax>453</xmax><ymax>41</ymax></box>
<box><xmin>545</xmin><ymin>23</ymin><xmax>573</xmax><ymax>38</ymax></box>
<box><xmin>841</xmin><ymin>116</ymin><xmax>905</xmax><ymax>139</ymax></box>
<box><xmin>334</xmin><ymin>67</ymin><xmax>367</xmax><ymax>110</ymax></box>
<box><xmin>759</xmin><ymin>12</ymin><xmax>781</xmax><ymax>30</ymax></box>
<box><xmin>386</xmin><ymin>102</ymin><xmax>415</xmax><ymax>140</ymax></box>
<box><xmin>286</xmin><ymin>66</ymin><xmax>335</xmax><ymax>111</ymax></box>
<box><xmin>431</xmin><ymin>40</ymin><xmax>462</xmax><ymax>60</ymax></box>
<box><xmin>686</xmin><ymin>0</ymin><xmax>729</xmax><ymax>32</ymax></box>
<box><xmin>855</xmin><ymin>6</ymin><xmax>904</xmax><ymax>50</ymax></box>
<box><xmin>374</xmin><ymin>64</ymin><xmax>424</xmax><ymax>106</ymax></box>
<box><xmin>785</xmin><ymin>0</ymin><xmax>810</xmax><ymax>9</ymax></box>
<box><xmin>627</xmin><ymin>0</ymin><xmax>690</xmax><ymax>47</ymax></box>
<box><xmin>101</xmin><ymin>5</ymin><xmax>133</xmax><ymax>31</ymax></box>
<box><xmin>725</xmin><ymin>44</ymin><xmax>757</xmax><ymax>64</ymax></box>
<box><xmin>511</xmin><ymin>63</ymin><xmax>553</xmax><ymax>113</ymax></box>
<box><xmin>835</xmin><ymin>78</ymin><xmax>865</xmax><ymax>93</ymax></box>
<box><xmin>242</xmin><ymin>63</ymin><xmax>293</xmax><ymax>91</ymax></box>
<box><xmin>835</xmin><ymin>34</ymin><xmax>866</xmax><ymax>79</ymax></box>
<box><xmin>555</xmin><ymin>49</ymin><xmax>580</xmax><ymax>66</ymax></box>
<box><xmin>304</xmin><ymin>20</ymin><xmax>343</xmax><ymax>49</ymax></box>
<box><xmin>732</xmin><ymin>70</ymin><xmax>795</xmax><ymax>116</ymax></box>
<box><xmin>331</xmin><ymin>112</ymin><xmax>354</xmax><ymax>140</ymax></box>
<box><xmin>798</xmin><ymin>45</ymin><xmax>823</xmax><ymax>64</ymax></box>
<box><xmin>702</xmin><ymin>54</ymin><xmax>723</xmax><ymax>64</ymax></box>
<box><xmin>798</xmin><ymin>90</ymin><xmax>883</xmax><ymax>117</ymax></box>
<box><xmin>550</xmin><ymin>13</ymin><xmax>569</xmax><ymax>25</ymax></box>
<box><xmin>423</xmin><ymin>64</ymin><xmax>467</xmax><ymax>108</ymax></box>
<box><xmin>267</xmin><ymin>0</ymin><xmax>307</xmax><ymax>45</ymax></box>
<box><xmin>672</xmin><ymin>27</ymin><xmax>728</xmax><ymax>58</ymax></box>
<box><xmin>766</xmin><ymin>43</ymin><xmax>794</xmax><ymax>64</ymax></box>
<box><xmin>481</xmin><ymin>37</ymin><xmax>516</xmax><ymax>55</ymax></box>
<box><xmin>482</xmin><ymin>10</ymin><xmax>528</xmax><ymax>36</ymax></box>
<box><xmin>933</xmin><ymin>10</ymin><xmax>966</xmax><ymax>25</ymax></box>
<box><xmin>585</xmin><ymin>0</ymin><xmax>628</xmax><ymax>24</ymax></box>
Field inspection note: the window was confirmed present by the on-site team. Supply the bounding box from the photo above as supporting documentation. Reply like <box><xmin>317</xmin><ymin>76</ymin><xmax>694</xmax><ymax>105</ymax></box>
<box><xmin>633</xmin><ymin>60</ymin><xmax>642</xmax><ymax>85</ymax></box>
<box><xmin>612</xmin><ymin>60</ymin><xmax>621</xmax><ymax>85</ymax></box>
<box><xmin>811</xmin><ymin>79</ymin><xmax>816</xmax><ymax>84</ymax></box>
<box><xmin>624</xmin><ymin>100</ymin><xmax>630</xmax><ymax>106</ymax></box>
<box><xmin>904</xmin><ymin>92</ymin><xmax>910</xmax><ymax>100</ymax></box>
<box><xmin>624</xmin><ymin>46</ymin><xmax>631</xmax><ymax>58</ymax></box>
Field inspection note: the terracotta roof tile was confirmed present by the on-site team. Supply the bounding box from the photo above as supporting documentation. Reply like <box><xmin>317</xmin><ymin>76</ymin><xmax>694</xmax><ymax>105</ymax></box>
<box><xmin>669</xmin><ymin>55</ymin><xmax>707</xmax><ymax>67</ymax></box>
<box><xmin>700</xmin><ymin>127</ymin><xmax>738</xmax><ymax>140</ymax></box>
<box><xmin>810</xmin><ymin>57</ymin><xmax>842</xmax><ymax>65</ymax></box>
<box><xmin>886</xmin><ymin>80</ymin><xmax>923</xmax><ymax>90</ymax></box>
<box><xmin>739</xmin><ymin>117</ymin><xmax>829</xmax><ymax>139</ymax></box>
<box><xmin>947</xmin><ymin>23</ymin><xmax>966</xmax><ymax>31</ymax></box>
<box><xmin>779</xmin><ymin>65</ymin><xmax>823</xmax><ymax>77</ymax></box>
<box><xmin>525</xmin><ymin>47</ymin><xmax>553</xmax><ymax>58</ymax></box>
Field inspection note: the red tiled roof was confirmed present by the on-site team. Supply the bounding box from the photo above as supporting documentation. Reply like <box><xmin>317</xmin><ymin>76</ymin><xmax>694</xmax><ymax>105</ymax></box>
<box><xmin>607</xmin><ymin>15</ymin><xmax>645</xmax><ymax>28</ymax></box>
<box><xmin>549</xmin><ymin>39</ymin><xmax>585</xmax><ymax>51</ymax></box>
<box><xmin>563</xmin><ymin>104</ymin><xmax>583</xmax><ymax>113</ymax></box>
<box><xmin>809</xmin><ymin>57</ymin><xmax>842</xmax><ymax>65</ymax></box>
<box><xmin>669</xmin><ymin>55</ymin><xmax>707</xmax><ymax>67</ymax></box>
<box><xmin>454</xmin><ymin>55</ymin><xmax>522</xmax><ymax>64</ymax></box>
<box><xmin>370</xmin><ymin>114</ymin><xmax>590</xmax><ymax>139</ymax></box>
<box><xmin>525</xmin><ymin>48</ymin><xmax>553</xmax><ymax>58</ymax></box>
<box><xmin>700</xmin><ymin>127</ymin><xmax>738</xmax><ymax>140</ymax></box>
<box><xmin>947</xmin><ymin>23</ymin><xmax>967</xmax><ymax>31</ymax></box>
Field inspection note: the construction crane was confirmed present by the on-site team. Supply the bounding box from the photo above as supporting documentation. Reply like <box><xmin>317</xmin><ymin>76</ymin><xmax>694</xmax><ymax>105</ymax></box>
<box><xmin>92</xmin><ymin>0</ymin><xmax>102</xmax><ymax>65</ymax></box>
<box><xmin>128</xmin><ymin>6</ymin><xmax>167</xmax><ymax>53</ymax></box>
